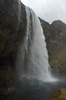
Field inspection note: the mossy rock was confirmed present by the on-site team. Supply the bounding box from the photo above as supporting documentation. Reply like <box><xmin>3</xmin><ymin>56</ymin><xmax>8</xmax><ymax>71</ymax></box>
<box><xmin>49</xmin><ymin>88</ymin><xmax>66</xmax><ymax>100</ymax></box>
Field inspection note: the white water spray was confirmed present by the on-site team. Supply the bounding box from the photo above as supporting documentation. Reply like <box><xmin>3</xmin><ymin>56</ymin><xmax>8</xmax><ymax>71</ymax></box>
<box><xmin>16</xmin><ymin>6</ymin><xmax>57</xmax><ymax>82</ymax></box>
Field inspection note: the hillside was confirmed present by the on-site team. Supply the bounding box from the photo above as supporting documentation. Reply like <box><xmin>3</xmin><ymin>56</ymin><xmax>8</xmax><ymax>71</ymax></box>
<box><xmin>40</xmin><ymin>19</ymin><xmax>66</xmax><ymax>72</ymax></box>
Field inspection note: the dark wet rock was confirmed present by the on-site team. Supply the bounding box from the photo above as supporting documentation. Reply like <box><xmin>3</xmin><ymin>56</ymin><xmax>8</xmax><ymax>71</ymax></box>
<box><xmin>0</xmin><ymin>0</ymin><xmax>26</xmax><ymax>68</ymax></box>
<box><xmin>0</xmin><ymin>0</ymin><xmax>26</xmax><ymax>93</ymax></box>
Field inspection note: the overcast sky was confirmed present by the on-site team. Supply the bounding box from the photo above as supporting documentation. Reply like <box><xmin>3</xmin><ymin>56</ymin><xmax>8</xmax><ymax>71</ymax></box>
<box><xmin>21</xmin><ymin>0</ymin><xmax>66</xmax><ymax>24</ymax></box>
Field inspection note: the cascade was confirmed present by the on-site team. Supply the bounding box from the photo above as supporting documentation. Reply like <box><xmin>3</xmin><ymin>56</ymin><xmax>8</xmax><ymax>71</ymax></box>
<box><xmin>16</xmin><ymin>6</ymin><xmax>57</xmax><ymax>82</ymax></box>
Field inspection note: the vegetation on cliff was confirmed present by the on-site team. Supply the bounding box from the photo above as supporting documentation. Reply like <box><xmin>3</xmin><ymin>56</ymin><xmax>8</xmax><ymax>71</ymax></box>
<box><xmin>40</xmin><ymin>18</ymin><xmax>66</xmax><ymax>72</ymax></box>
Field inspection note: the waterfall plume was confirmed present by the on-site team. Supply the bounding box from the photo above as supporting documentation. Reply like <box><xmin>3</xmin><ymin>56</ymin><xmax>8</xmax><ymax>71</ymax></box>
<box><xmin>16</xmin><ymin>6</ymin><xmax>57</xmax><ymax>82</ymax></box>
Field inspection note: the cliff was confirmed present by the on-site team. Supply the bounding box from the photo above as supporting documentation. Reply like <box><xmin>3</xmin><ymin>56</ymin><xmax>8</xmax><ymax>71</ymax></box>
<box><xmin>40</xmin><ymin>18</ymin><xmax>66</xmax><ymax>73</ymax></box>
<box><xmin>0</xmin><ymin>0</ymin><xmax>26</xmax><ymax>91</ymax></box>
<box><xmin>0</xmin><ymin>0</ymin><xmax>26</xmax><ymax>69</ymax></box>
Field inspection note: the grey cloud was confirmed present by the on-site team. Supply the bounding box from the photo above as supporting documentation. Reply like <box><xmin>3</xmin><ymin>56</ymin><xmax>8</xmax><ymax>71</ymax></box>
<box><xmin>21</xmin><ymin>0</ymin><xmax>66</xmax><ymax>23</ymax></box>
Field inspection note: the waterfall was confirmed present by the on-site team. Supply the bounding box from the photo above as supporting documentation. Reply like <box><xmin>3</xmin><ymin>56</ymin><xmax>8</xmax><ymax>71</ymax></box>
<box><xmin>16</xmin><ymin>6</ymin><xmax>57</xmax><ymax>82</ymax></box>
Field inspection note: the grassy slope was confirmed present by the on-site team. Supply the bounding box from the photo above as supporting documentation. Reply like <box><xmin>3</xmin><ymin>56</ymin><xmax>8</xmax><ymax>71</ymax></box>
<box><xmin>50</xmin><ymin>45</ymin><xmax>66</xmax><ymax>72</ymax></box>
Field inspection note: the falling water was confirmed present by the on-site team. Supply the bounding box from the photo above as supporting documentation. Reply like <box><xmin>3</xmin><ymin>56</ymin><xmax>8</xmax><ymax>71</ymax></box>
<box><xmin>16</xmin><ymin>6</ymin><xmax>57</xmax><ymax>82</ymax></box>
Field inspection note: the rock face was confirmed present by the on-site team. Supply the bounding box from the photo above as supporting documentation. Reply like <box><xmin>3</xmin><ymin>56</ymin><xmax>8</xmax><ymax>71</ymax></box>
<box><xmin>0</xmin><ymin>0</ymin><xmax>26</xmax><ymax>90</ymax></box>
<box><xmin>0</xmin><ymin>0</ymin><xmax>26</xmax><ymax>69</ymax></box>
<box><xmin>40</xmin><ymin>18</ymin><xmax>66</xmax><ymax>72</ymax></box>
<box><xmin>49</xmin><ymin>88</ymin><xmax>66</xmax><ymax>100</ymax></box>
